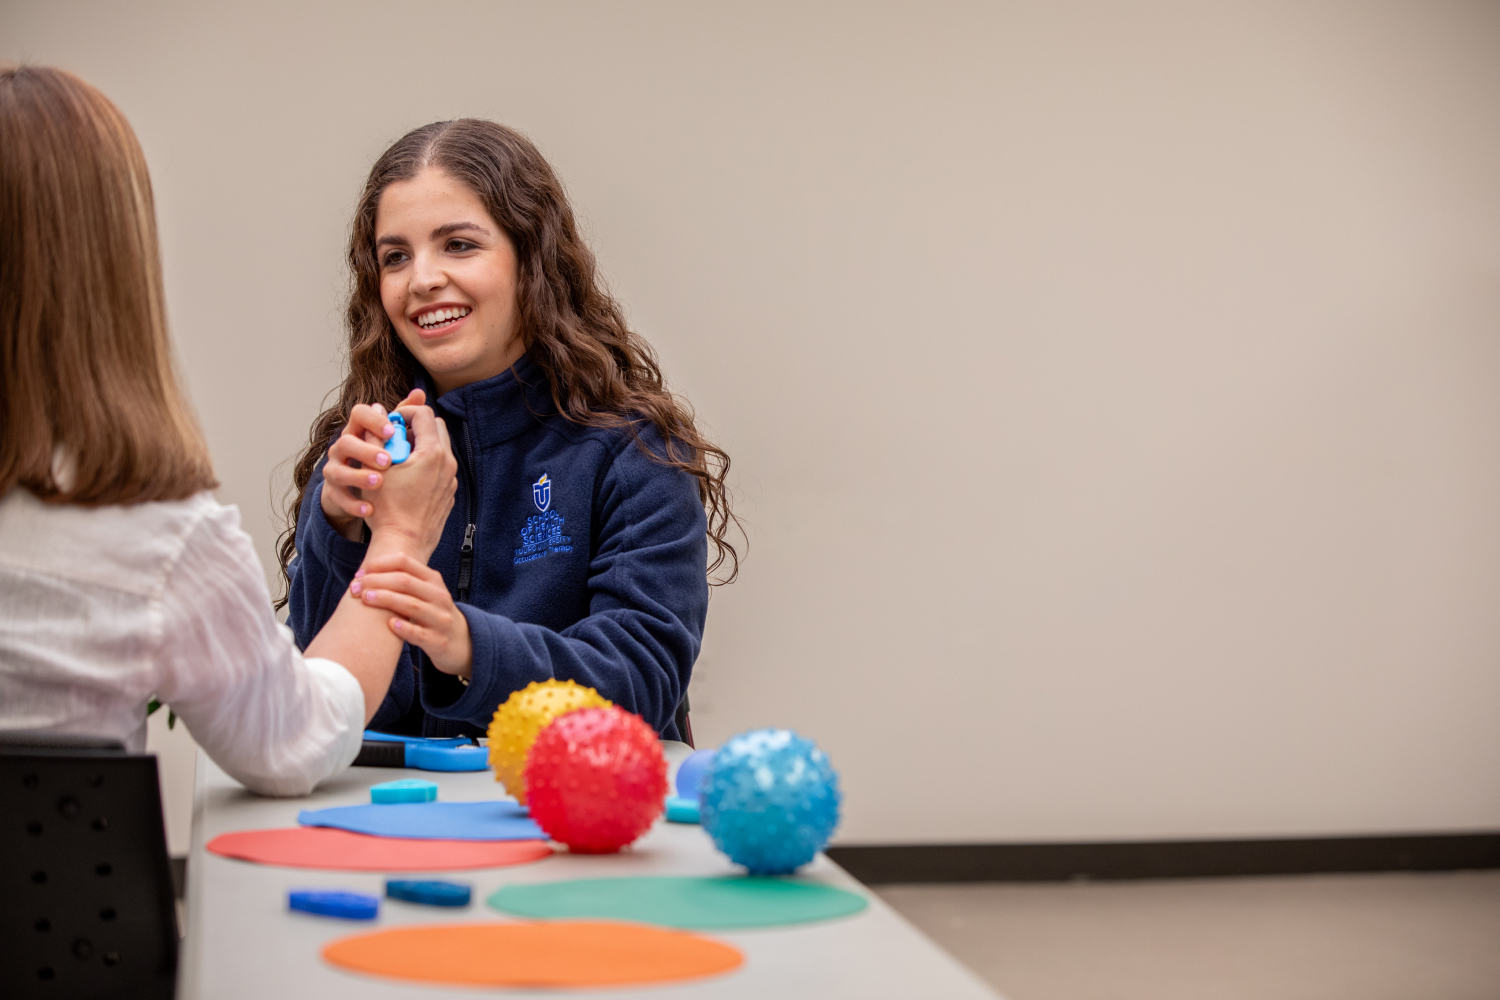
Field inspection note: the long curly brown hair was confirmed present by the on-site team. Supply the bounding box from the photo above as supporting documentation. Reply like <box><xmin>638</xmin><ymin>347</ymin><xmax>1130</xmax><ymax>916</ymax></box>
<box><xmin>277</xmin><ymin>119</ymin><xmax>737</xmax><ymax>603</ymax></box>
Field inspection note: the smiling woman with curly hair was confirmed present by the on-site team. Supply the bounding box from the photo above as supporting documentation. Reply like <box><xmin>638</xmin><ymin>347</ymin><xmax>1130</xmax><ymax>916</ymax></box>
<box><xmin>280</xmin><ymin>119</ymin><xmax>738</xmax><ymax>748</ymax></box>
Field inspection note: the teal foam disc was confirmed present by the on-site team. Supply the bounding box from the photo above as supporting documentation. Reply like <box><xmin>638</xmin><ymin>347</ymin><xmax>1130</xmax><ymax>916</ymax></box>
<box><xmin>488</xmin><ymin>876</ymin><xmax>867</xmax><ymax>930</ymax></box>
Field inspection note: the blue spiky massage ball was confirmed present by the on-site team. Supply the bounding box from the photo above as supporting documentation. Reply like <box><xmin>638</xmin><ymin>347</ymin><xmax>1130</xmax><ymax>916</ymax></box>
<box><xmin>699</xmin><ymin>729</ymin><xmax>842</xmax><ymax>875</ymax></box>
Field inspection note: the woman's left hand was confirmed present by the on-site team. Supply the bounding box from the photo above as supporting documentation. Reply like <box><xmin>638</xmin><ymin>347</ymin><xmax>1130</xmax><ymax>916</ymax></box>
<box><xmin>350</xmin><ymin>552</ymin><xmax>473</xmax><ymax>679</ymax></box>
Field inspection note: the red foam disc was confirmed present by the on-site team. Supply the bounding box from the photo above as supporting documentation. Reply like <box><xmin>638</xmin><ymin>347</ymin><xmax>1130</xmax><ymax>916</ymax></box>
<box><xmin>206</xmin><ymin>826</ymin><xmax>552</xmax><ymax>870</ymax></box>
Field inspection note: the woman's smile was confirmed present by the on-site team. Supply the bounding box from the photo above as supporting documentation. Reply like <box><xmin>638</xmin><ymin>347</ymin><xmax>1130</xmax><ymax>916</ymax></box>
<box><xmin>409</xmin><ymin>302</ymin><xmax>473</xmax><ymax>338</ymax></box>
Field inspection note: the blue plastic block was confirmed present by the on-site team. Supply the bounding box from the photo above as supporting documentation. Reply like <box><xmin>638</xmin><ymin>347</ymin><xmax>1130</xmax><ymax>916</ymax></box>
<box><xmin>674</xmin><ymin>748</ymin><xmax>717</xmax><ymax>800</ymax></box>
<box><xmin>383</xmin><ymin>412</ymin><xmax>411</xmax><ymax>464</ymax></box>
<box><xmin>371</xmin><ymin>778</ymin><xmax>438</xmax><ymax>804</ymax></box>
<box><xmin>664</xmin><ymin>795</ymin><xmax>701</xmax><ymax>824</ymax></box>
<box><xmin>386</xmin><ymin>879</ymin><xmax>472</xmax><ymax>907</ymax></box>
<box><xmin>288</xmin><ymin>890</ymin><xmax>379</xmax><ymax>920</ymax></box>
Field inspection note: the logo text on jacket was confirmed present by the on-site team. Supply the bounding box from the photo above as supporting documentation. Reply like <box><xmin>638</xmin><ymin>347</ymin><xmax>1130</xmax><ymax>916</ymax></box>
<box><xmin>515</xmin><ymin>473</ymin><xmax>571</xmax><ymax>564</ymax></box>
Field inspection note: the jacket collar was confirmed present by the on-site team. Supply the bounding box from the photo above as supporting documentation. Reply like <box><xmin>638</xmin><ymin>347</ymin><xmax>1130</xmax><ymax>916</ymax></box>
<box><xmin>418</xmin><ymin>354</ymin><xmax>559</xmax><ymax>448</ymax></box>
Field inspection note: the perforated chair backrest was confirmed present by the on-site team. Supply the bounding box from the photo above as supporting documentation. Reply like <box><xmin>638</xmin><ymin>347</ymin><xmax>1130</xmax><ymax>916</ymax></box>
<box><xmin>0</xmin><ymin>739</ymin><xmax>177</xmax><ymax>999</ymax></box>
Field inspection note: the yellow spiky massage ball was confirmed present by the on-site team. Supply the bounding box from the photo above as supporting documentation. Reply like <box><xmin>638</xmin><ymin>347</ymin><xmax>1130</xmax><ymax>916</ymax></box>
<box><xmin>487</xmin><ymin>679</ymin><xmax>612</xmax><ymax>804</ymax></box>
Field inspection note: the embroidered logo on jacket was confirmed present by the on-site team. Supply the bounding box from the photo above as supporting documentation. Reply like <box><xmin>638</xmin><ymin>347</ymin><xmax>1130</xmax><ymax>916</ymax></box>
<box><xmin>515</xmin><ymin>473</ymin><xmax>572</xmax><ymax>564</ymax></box>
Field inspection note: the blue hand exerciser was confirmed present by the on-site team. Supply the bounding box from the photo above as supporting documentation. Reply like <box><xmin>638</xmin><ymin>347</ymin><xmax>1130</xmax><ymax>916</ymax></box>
<box><xmin>383</xmin><ymin>412</ymin><xmax>411</xmax><ymax>464</ymax></box>
<box><xmin>352</xmin><ymin>731</ymin><xmax>489</xmax><ymax>772</ymax></box>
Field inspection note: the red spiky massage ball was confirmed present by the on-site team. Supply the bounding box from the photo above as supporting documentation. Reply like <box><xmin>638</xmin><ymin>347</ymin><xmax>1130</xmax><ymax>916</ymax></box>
<box><xmin>524</xmin><ymin>706</ymin><xmax>668</xmax><ymax>853</ymax></box>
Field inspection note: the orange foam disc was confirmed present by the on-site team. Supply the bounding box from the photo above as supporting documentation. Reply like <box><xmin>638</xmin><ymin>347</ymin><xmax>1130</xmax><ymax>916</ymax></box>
<box><xmin>323</xmin><ymin>921</ymin><xmax>743</xmax><ymax>988</ymax></box>
<box><xmin>206</xmin><ymin>827</ymin><xmax>552</xmax><ymax>871</ymax></box>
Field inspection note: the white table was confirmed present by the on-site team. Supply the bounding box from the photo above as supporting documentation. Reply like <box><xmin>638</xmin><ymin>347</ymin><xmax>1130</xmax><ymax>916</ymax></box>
<box><xmin>179</xmin><ymin>743</ymin><xmax>1001</xmax><ymax>998</ymax></box>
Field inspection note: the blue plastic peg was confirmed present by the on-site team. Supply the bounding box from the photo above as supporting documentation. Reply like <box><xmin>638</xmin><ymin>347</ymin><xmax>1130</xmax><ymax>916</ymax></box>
<box><xmin>386</xmin><ymin>879</ymin><xmax>472</xmax><ymax>907</ymax></box>
<box><xmin>288</xmin><ymin>890</ymin><xmax>379</xmax><ymax>920</ymax></box>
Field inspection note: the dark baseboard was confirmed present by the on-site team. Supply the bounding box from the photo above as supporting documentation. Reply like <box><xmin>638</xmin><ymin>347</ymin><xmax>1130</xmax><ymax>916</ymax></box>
<box><xmin>827</xmin><ymin>832</ymin><xmax>1500</xmax><ymax>885</ymax></box>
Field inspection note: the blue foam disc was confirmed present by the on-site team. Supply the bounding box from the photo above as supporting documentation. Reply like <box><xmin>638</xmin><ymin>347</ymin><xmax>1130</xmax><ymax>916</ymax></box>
<box><xmin>288</xmin><ymin>890</ymin><xmax>378</xmax><ymax>920</ymax></box>
<box><xmin>386</xmin><ymin>879</ymin><xmax>472</xmax><ymax>907</ymax></box>
<box><xmin>298</xmin><ymin>800</ymin><xmax>545</xmax><ymax>841</ymax></box>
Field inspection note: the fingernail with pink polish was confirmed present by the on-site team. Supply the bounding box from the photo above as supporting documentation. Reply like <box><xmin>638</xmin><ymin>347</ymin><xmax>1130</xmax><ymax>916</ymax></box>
<box><xmin>360</xmin><ymin>504</ymin><xmax>370</xmax><ymax>516</ymax></box>
<box><xmin>363</xmin><ymin>590</ymin><xmax>377</xmax><ymax>601</ymax></box>
<box><xmin>367</xmin><ymin>473</ymin><xmax>379</xmax><ymax>486</ymax></box>
<box><xmin>382</xmin><ymin>423</ymin><xmax>394</xmax><ymax>439</ymax></box>
<box><xmin>375</xmin><ymin>453</ymin><xmax>390</xmax><ymax>467</ymax></box>
<box><xmin>392</xmin><ymin>620</ymin><xmax>403</xmax><ymax>631</ymax></box>
<box><xmin>355</xmin><ymin>568</ymin><xmax>365</xmax><ymax>578</ymax></box>
<box><xmin>350</xmin><ymin>581</ymin><xmax>362</xmax><ymax>595</ymax></box>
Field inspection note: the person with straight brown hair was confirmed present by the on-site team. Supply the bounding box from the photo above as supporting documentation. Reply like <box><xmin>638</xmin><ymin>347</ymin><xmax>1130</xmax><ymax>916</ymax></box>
<box><xmin>0</xmin><ymin>65</ymin><xmax>459</xmax><ymax>795</ymax></box>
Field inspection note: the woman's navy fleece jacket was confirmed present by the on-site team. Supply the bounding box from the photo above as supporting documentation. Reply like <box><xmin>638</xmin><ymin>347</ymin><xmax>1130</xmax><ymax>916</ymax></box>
<box><xmin>286</xmin><ymin>355</ymin><xmax>707</xmax><ymax>740</ymax></box>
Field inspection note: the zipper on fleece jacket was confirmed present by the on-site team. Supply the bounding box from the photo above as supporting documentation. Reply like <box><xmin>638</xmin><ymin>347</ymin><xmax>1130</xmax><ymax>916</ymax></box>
<box><xmin>455</xmin><ymin>420</ymin><xmax>478</xmax><ymax>603</ymax></box>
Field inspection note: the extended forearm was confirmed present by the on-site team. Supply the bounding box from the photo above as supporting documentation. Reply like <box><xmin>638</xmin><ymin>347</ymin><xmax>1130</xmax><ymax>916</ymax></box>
<box><xmin>304</xmin><ymin>533</ymin><xmax>420</xmax><ymax>723</ymax></box>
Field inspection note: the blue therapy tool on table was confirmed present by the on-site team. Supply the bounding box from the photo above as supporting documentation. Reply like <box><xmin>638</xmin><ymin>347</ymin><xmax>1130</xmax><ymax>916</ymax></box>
<box><xmin>298</xmin><ymin>800</ymin><xmax>545</xmax><ymax>841</ymax></box>
<box><xmin>665</xmin><ymin>797</ymin><xmax>700</xmax><ymax>824</ymax></box>
<box><xmin>288</xmin><ymin>890</ymin><xmax>379</xmax><ymax>920</ymax></box>
<box><xmin>371</xmin><ymin>778</ymin><xmax>437</xmax><ymax>803</ymax></box>
<box><xmin>386</xmin><ymin>879</ymin><xmax>472</xmax><ymax>907</ymax></box>
<box><xmin>664</xmin><ymin>747</ymin><xmax>716</xmax><ymax>823</ymax></box>
<box><xmin>675</xmin><ymin>748</ymin><xmax>717</xmax><ymax>799</ymax></box>
<box><xmin>353</xmin><ymin>730</ymin><xmax>490</xmax><ymax>772</ymax></box>
<box><xmin>383</xmin><ymin>412</ymin><xmax>411</xmax><ymax>464</ymax></box>
<box><xmin>406</xmin><ymin>742</ymin><xmax>488</xmax><ymax>772</ymax></box>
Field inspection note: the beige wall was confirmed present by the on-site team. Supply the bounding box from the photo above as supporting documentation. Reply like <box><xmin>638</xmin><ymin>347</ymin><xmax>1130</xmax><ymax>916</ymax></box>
<box><xmin>5</xmin><ymin>1</ymin><xmax>1499</xmax><ymax>851</ymax></box>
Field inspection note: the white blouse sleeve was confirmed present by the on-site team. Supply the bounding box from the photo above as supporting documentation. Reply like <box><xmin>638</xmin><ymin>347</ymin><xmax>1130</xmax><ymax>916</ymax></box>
<box><xmin>152</xmin><ymin>502</ymin><xmax>365</xmax><ymax>797</ymax></box>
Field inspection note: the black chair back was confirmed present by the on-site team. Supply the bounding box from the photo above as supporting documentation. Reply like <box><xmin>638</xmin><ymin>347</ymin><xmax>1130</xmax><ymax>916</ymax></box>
<box><xmin>674</xmin><ymin>691</ymin><xmax>695</xmax><ymax>748</ymax></box>
<box><xmin>0</xmin><ymin>737</ymin><xmax>177</xmax><ymax>999</ymax></box>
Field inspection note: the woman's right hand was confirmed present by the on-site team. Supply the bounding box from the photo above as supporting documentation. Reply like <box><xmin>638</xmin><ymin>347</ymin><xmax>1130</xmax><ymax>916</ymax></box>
<box><xmin>362</xmin><ymin>402</ymin><xmax>458</xmax><ymax>563</ymax></box>
<box><xmin>319</xmin><ymin>390</ymin><xmax>424</xmax><ymax>541</ymax></box>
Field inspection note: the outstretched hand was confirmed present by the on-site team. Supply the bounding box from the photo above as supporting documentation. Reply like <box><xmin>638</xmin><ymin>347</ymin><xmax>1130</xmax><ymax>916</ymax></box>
<box><xmin>350</xmin><ymin>551</ymin><xmax>473</xmax><ymax>679</ymax></box>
